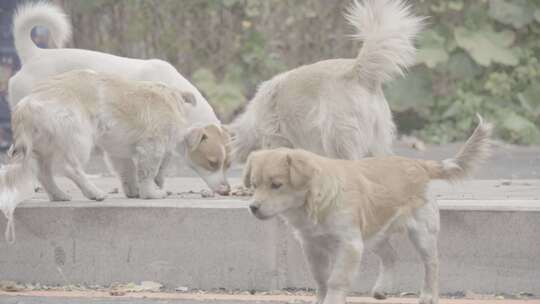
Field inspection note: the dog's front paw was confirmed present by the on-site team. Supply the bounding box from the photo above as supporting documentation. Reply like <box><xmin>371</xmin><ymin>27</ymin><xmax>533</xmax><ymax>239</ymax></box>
<box><xmin>419</xmin><ymin>294</ymin><xmax>438</xmax><ymax>304</ymax></box>
<box><xmin>372</xmin><ymin>291</ymin><xmax>387</xmax><ymax>300</ymax></box>
<box><xmin>139</xmin><ymin>188</ymin><xmax>168</xmax><ymax>199</ymax></box>
<box><xmin>89</xmin><ymin>191</ymin><xmax>107</xmax><ymax>201</ymax></box>
<box><xmin>50</xmin><ymin>192</ymin><xmax>72</xmax><ymax>202</ymax></box>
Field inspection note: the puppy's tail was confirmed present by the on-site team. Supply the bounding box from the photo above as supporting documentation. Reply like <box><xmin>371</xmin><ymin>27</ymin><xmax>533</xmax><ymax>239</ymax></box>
<box><xmin>13</xmin><ymin>2</ymin><xmax>72</xmax><ymax>64</ymax></box>
<box><xmin>345</xmin><ymin>0</ymin><xmax>424</xmax><ymax>88</ymax></box>
<box><xmin>424</xmin><ymin>115</ymin><xmax>492</xmax><ymax>182</ymax></box>
<box><xmin>0</xmin><ymin>106</ymin><xmax>35</xmax><ymax>243</ymax></box>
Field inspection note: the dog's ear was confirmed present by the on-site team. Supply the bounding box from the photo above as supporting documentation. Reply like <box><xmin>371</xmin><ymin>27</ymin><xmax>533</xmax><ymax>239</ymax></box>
<box><xmin>181</xmin><ymin>91</ymin><xmax>197</xmax><ymax>106</ymax></box>
<box><xmin>220</xmin><ymin>125</ymin><xmax>234</xmax><ymax>140</ymax></box>
<box><xmin>242</xmin><ymin>153</ymin><xmax>253</xmax><ymax>188</ymax></box>
<box><xmin>286</xmin><ymin>151</ymin><xmax>318</xmax><ymax>189</ymax></box>
<box><xmin>185</xmin><ymin>127</ymin><xmax>207</xmax><ymax>151</ymax></box>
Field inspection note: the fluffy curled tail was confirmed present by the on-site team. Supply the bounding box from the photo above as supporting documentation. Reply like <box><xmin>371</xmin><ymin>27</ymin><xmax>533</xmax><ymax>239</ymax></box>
<box><xmin>0</xmin><ymin>112</ymin><xmax>35</xmax><ymax>243</ymax></box>
<box><xmin>13</xmin><ymin>2</ymin><xmax>72</xmax><ymax>64</ymax></box>
<box><xmin>345</xmin><ymin>0</ymin><xmax>424</xmax><ymax>88</ymax></box>
<box><xmin>424</xmin><ymin>114</ymin><xmax>493</xmax><ymax>181</ymax></box>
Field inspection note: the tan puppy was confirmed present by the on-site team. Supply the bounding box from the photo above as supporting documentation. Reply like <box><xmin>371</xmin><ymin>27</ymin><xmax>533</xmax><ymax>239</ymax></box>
<box><xmin>0</xmin><ymin>70</ymin><xmax>198</xmax><ymax>242</ymax></box>
<box><xmin>244</xmin><ymin>116</ymin><xmax>492</xmax><ymax>304</ymax></box>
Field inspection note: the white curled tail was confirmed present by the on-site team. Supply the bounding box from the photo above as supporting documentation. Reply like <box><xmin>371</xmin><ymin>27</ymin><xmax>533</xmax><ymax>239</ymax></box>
<box><xmin>424</xmin><ymin>114</ymin><xmax>493</xmax><ymax>181</ymax></box>
<box><xmin>345</xmin><ymin>0</ymin><xmax>424</xmax><ymax>88</ymax></box>
<box><xmin>13</xmin><ymin>2</ymin><xmax>72</xmax><ymax>64</ymax></box>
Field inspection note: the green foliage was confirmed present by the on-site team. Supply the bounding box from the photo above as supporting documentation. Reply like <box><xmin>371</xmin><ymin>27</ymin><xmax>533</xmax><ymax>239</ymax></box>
<box><xmin>385</xmin><ymin>0</ymin><xmax>540</xmax><ymax>144</ymax></box>
<box><xmin>66</xmin><ymin>0</ymin><xmax>540</xmax><ymax>144</ymax></box>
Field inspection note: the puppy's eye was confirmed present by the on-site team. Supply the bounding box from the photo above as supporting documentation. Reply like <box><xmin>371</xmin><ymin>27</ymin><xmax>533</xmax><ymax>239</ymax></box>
<box><xmin>271</xmin><ymin>182</ymin><xmax>282</xmax><ymax>190</ymax></box>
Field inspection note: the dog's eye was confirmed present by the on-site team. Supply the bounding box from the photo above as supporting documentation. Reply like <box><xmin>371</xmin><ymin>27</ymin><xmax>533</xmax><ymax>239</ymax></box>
<box><xmin>271</xmin><ymin>182</ymin><xmax>282</xmax><ymax>190</ymax></box>
<box><xmin>209</xmin><ymin>160</ymin><xmax>219</xmax><ymax>169</ymax></box>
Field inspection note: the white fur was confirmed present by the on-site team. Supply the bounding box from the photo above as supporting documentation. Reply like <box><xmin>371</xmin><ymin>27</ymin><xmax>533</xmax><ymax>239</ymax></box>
<box><xmin>0</xmin><ymin>70</ymin><xmax>196</xmax><ymax>242</ymax></box>
<box><xmin>230</xmin><ymin>0</ymin><xmax>424</xmax><ymax>163</ymax></box>
<box><xmin>8</xmin><ymin>2</ymin><xmax>218</xmax><ymax>125</ymax></box>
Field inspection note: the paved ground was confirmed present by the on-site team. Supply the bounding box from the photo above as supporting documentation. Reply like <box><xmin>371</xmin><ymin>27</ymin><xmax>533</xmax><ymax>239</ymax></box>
<box><xmin>1</xmin><ymin>291</ymin><xmax>539</xmax><ymax>304</ymax></box>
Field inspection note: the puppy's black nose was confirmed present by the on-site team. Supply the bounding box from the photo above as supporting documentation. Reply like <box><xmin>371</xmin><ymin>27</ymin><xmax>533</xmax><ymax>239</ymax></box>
<box><xmin>249</xmin><ymin>204</ymin><xmax>259</xmax><ymax>213</ymax></box>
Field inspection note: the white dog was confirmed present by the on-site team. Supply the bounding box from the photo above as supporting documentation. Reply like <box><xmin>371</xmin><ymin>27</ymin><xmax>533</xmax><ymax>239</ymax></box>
<box><xmin>8</xmin><ymin>2</ymin><xmax>231</xmax><ymax>194</ymax></box>
<box><xmin>0</xmin><ymin>70</ymin><xmax>199</xmax><ymax>242</ymax></box>
<box><xmin>244</xmin><ymin>116</ymin><xmax>492</xmax><ymax>304</ymax></box>
<box><xmin>229</xmin><ymin>0</ymin><xmax>424</xmax><ymax>162</ymax></box>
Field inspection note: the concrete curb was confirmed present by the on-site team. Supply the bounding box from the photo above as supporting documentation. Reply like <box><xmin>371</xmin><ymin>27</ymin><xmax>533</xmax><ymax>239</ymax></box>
<box><xmin>0</xmin><ymin>178</ymin><xmax>539</xmax><ymax>294</ymax></box>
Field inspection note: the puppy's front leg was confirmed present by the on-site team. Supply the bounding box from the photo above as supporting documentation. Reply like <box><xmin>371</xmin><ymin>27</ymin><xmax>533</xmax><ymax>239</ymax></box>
<box><xmin>108</xmin><ymin>156</ymin><xmax>139</xmax><ymax>198</ymax></box>
<box><xmin>302</xmin><ymin>238</ymin><xmax>331</xmax><ymax>304</ymax></box>
<box><xmin>155</xmin><ymin>152</ymin><xmax>172</xmax><ymax>189</ymax></box>
<box><xmin>323</xmin><ymin>236</ymin><xmax>363</xmax><ymax>304</ymax></box>
<box><xmin>134</xmin><ymin>141</ymin><xmax>168</xmax><ymax>199</ymax></box>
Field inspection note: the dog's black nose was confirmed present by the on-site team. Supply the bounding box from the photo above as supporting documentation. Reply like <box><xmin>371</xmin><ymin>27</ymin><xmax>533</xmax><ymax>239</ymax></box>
<box><xmin>249</xmin><ymin>204</ymin><xmax>259</xmax><ymax>213</ymax></box>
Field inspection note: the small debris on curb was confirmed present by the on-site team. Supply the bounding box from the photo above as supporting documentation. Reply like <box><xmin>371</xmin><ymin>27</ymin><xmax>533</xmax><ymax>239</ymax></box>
<box><xmin>0</xmin><ymin>280</ymin><xmax>24</xmax><ymax>292</ymax></box>
<box><xmin>108</xmin><ymin>188</ymin><xmax>119</xmax><ymax>194</ymax></box>
<box><xmin>175</xmin><ymin>286</ymin><xmax>189</xmax><ymax>292</ymax></box>
<box><xmin>200</xmin><ymin>189</ymin><xmax>214</xmax><ymax>198</ymax></box>
<box><xmin>109</xmin><ymin>290</ymin><xmax>126</xmax><ymax>296</ymax></box>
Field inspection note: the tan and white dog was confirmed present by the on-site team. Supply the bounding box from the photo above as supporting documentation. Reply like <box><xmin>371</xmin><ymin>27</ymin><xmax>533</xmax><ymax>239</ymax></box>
<box><xmin>229</xmin><ymin>0</ymin><xmax>424</xmax><ymax>162</ymax></box>
<box><xmin>243</xmin><ymin>116</ymin><xmax>492</xmax><ymax>304</ymax></box>
<box><xmin>7</xmin><ymin>2</ymin><xmax>231</xmax><ymax>193</ymax></box>
<box><xmin>0</xmin><ymin>70</ymin><xmax>206</xmax><ymax>242</ymax></box>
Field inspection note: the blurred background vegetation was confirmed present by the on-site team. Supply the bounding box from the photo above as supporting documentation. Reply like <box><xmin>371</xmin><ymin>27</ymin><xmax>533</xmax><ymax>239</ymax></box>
<box><xmin>59</xmin><ymin>0</ymin><xmax>540</xmax><ymax>144</ymax></box>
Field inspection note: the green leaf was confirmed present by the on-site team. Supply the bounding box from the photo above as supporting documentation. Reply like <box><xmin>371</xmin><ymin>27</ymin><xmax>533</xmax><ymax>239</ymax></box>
<box><xmin>499</xmin><ymin>112</ymin><xmax>540</xmax><ymax>144</ymax></box>
<box><xmin>385</xmin><ymin>67</ymin><xmax>433</xmax><ymax>114</ymax></box>
<box><xmin>488</xmin><ymin>0</ymin><xmax>535</xmax><ymax>29</ymax></box>
<box><xmin>448</xmin><ymin>52</ymin><xmax>480</xmax><ymax>80</ymax></box>
<box><xmin>517</xmin><ymin>81</ymin><xmax>540</xmax><ymax>115</ymax></box>
<box><xmin>448</xmin><ymin>1</ymin><xmax>464</xmax><ymax>11</ymax></box>
<box><xmin>417</xmin><ymin>30</ymin><xmax>449</xmax><ymax>68</ymax></box>
<box><xmin>454</xmin><ymin>26</ymin><xmax>519</xmax><ymax>66</ymax></box>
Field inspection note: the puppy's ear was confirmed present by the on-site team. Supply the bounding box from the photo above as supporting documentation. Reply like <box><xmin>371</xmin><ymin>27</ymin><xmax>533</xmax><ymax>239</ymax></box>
<box><xmin>242</xmin><ymin>153</ymin><xmax>253</xmax><ymax>188</ymax></box>
<box><xmin>181</xmin><ymin>91</ymin><xmax>197</xmax><ymax>106</ymax></box>
<box><xmin>185</xmin><ymin>128</ymin><xmax>207</xmax><ymax>151</ymax></box>
<box><xmin>287</xmin><ymin>151</ymin><xmax>318</xmax><ymax>189</ymax></box>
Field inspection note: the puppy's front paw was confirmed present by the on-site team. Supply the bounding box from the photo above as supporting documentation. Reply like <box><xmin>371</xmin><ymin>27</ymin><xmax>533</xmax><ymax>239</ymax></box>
<box><xmin>139</xmin><ymin>188</ymin><xmax>168</xmax><ymax>199</ymax></box>
<box><xmin>372</xmin><ymin>291</ymin><xmax>387</xmax><ymax>300</ymax></box>
<box><xmin>90</xmin><ymin>191</ymin><xmax>107</xmax><ymax>202</ymax></box>
<box><xmin>419</xmin><ymin>294</ymin><xmax>437</xmax><ymax>304</ymax></box>
<box><xmin>50</xmin><ymin>192</ymin><xmax>72</xmax><ymax>202</ymax></box>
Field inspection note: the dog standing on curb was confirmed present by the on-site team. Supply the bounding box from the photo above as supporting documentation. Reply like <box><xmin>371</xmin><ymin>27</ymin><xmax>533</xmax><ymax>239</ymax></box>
<box><xmin>244</xmin><ymin>116</ymin><xmax>492</xmax><ymax>304</ymax></box>
<box><xmin>0</xmin><ymin>70</ymin><xmax>197</xmax><ymax>243</ymax></box>
<box><xmin>8</xmin><ymin>2</ymin><xmax>232</xmax><ymax>194</ymax></box>
<box><xmin>228</xmin><ymin>0</ymin><xmax>424</xmax><ymax>162</ymax></box>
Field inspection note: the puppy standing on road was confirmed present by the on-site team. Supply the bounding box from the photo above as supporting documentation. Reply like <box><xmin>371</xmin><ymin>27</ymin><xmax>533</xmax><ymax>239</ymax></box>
<box><xmin>229</xmin><ymin>0</ymin><xmax>424</xmax><ymax>162</ymax></box>
<box><xmin>0</xmin><ymin>70</ymin><xmax>196</xmax><ymax>242</ymax></box>
<box><xmin>244</xmin><ymin>116</ymin><xmax>492</xmax><ymax>304</ymax></box>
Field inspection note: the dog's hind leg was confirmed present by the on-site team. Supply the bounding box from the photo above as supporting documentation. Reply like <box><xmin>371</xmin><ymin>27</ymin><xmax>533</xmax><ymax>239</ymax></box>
<box><xmin>62</xmin><ymin>138</ymin><xmax>106</xmax><ymax>201</ymax></box>
<box><xmin>134</xmin><ymin>140</ymin><xmax>167</xmax><ymax>199</ymax></box>
<box><xmin>370</xmin><ymin>238</ymin><xmax>397</xmax><ymax>300</ymax></box>
<box><xmin>108</xmin><ymin>156</ymin><xmax>139</xmax><ymax>198</ymax></box>
<box><xmin>407</xmin><ymin>200</ymin><xmax>440</xmax><ymax>304</ymax></box>
<box><xmin>36</xmin><ymin>153</ymin><xmax>71</xmax><ymax>201</ymax></box>
<box><xmin>64</xmin><ymin>155</ymin><xmax>106</xmax><ymax>201</ymax></box>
